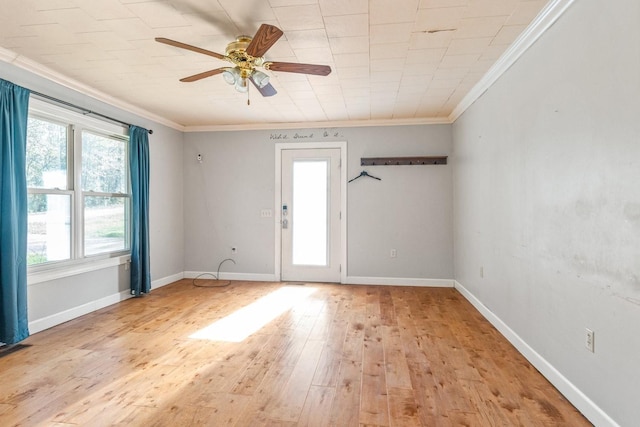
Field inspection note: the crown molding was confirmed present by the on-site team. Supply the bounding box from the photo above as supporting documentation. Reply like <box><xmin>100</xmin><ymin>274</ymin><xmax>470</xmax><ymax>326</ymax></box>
<box><xmin>0</xmin><ymin>46</ymin><xmax>19</xmax><ymax>63</ymax></box>
<box><xmin>448</xmin><ymin>0</ymin><xmax>577</xmax><ymax>123</ymax></box>
<box><xmin>0</xmin><ymin>47</ymin><xmax>185</xmax><ymax>132</ymax></box>
<box><xmin>184</xmin><ymin>116</ymin><xmax>451</xmax><ymax>132</ymax></box>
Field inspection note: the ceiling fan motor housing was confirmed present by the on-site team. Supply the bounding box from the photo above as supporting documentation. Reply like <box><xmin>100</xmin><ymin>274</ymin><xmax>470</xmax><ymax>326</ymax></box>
<box><xmin>225</xmin><ymin>36</ymin><xmax>264</xmax><ymax>76</ymax></box>
<box><xmin>225</xmin><ymin>35</ymin><xmax>251</xmax><ymax>55</ymax></box>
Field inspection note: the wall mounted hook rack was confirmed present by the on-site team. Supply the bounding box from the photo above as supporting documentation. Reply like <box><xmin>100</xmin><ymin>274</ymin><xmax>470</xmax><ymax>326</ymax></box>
<box><xmin>360</xmin><ymin>156</ymin><xmax>447</xmax><ymax>166</ymax></box>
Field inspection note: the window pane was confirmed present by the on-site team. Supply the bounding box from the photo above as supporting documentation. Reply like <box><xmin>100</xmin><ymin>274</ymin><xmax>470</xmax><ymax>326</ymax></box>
<box><xmin>292</xmin><ymin>160</ymin><xmax>328</xmax><ymax>266</ymax></box>
<box><xmin>82</xmin><ymin>132</ymin><xmax>127</xmax><ymax>193</ymax></box>
<box><xmin>28</xmin><ymin>194</ymin><xmax>71</xmax><ymax>265</ymax></box>
<box><xmin>84</xmin><ymin>196</ymin><xmax>127</xmax><ymax>256</ymax></box>
<box><xmin>26</xmin><ymin>117</ymin><xmax>68</xmax><ymax>189</ymax></box>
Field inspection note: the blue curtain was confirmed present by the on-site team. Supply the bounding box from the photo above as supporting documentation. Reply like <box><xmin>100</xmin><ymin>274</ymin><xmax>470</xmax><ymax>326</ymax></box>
<box><xmin>129</xmin><ymin>126</ymin><xmax>151</xmax><ymax>296</ymax></box>
<box><xmin>0</xmin><ymin>79</ymin><xmax>30</xmax><ymax>344</ymax></box>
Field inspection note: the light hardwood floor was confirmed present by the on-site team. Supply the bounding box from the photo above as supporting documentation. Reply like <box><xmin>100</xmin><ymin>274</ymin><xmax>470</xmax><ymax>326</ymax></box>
<box><xmin>0</xmin><ymin>280</ymin><xmax>591</xmax><ymax>426</ymax></box>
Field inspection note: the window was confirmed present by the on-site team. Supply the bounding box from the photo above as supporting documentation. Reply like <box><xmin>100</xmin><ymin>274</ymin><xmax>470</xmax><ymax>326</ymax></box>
<box><xmin>82</xmin><ymin>131</ymin><xmax>129</xmax><ymax>256</ymax></box>
<box><xmin>26</xmin><ymin>117</ymin><xmax>71</xmax><ymax>264</ymax></box>
<box><xmin>26</xmin><ymin>100</ymin><xmax>130</xmax><ymax>268</ymax></box>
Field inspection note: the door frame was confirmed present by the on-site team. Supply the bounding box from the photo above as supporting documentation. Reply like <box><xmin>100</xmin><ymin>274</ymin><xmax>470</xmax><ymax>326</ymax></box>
<box><xmin>274</xmin><ymin>141</ymin><xmax>347</xmax><ymax>283</ymax></box>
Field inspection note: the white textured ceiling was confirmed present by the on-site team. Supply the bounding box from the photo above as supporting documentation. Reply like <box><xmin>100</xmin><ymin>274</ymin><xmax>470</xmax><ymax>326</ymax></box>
<box><xmin>0</xmin><ymin>0</ymin><xmax>549</xmax><ymax>129</ymax></box>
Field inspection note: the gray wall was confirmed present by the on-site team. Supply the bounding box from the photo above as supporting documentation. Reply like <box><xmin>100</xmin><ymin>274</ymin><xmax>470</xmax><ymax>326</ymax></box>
<box><xmin>1</xmin><ymin>60</ymin><xmax>185</xmax><ymax>326</ymax></box>
<box><xmin>147</xmin><ymin>125</ymin><xmax>185</xmax><ymax>283</ymax></box>
<box><xmin>183</xmin><ymin>130</ymin><xmax>276</xmax><ymax>276</ymax></box>
<box><xmin>452</xmin><ymin>0</ymin><xmax>640</xmax><ymax>425</ymax></box>
<box><xmin>345</xmin><ymin>125</ymin><xmax>452</xmax><ymax>280</ymax></box>
<box><xmin>183</xmin><ymin>124</ymin><xmax>453</xmax><ymax>281</ymax></box>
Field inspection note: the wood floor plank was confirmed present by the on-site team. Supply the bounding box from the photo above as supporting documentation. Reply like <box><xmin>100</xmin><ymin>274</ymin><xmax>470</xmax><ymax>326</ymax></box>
<box><xmin>8</xmin><ymin>377</ymin><xmax>89</xmax><ymax>426</ymax></box>
<box><xmin>0</xmin><ymin>281</ymin><xmax>592</xmax><ymax>426</ymax></box>
<box><xmin>328</xmin><ymin>358</ymin><xmax>362</xmax><ymax>427</ymax></box>
<box><xmin>233</xmin><ymin>361</ymin><xmax>298</xmax><ymax>426</ymax></box>
<box><xmin>0</xmin><ymin>404</ymin><xmax>16</xmax><ymax>416</ymax></box>
<box><xmin>387</xmin><ymin>386</ymin><xmax>421</xmax><ymax>427</ymax></box>
<box><xmin>117</xmin><ymin>404</ymin><xmax>197</xmax><ymax>426</ymax></box>
<box><xmin>265</xmin><ymin>338</ymin><xmax>325</xmax><ymax>422</ymax></box>
<box><xmin>342</xmin><ymin>313</ymin><xmax>366</xmax><ymax>363</ymax></box>
<box><xmin>310</xmin><ymin>302</ymin><xmax>348</xmax><ymax>390</ymax></box>
<box><xmin>231</xmin><ymin>331</ymin><xmax>292</xmax><ymax>396</ymax></box>
<box><xmin>378</xmin><ymin>288</ymin><xmax>397</xmax><ymax>327</ymax></box>
<box><xmin>382</xmin><ymin>325</ymin><xmax>412</xmax><ymax>390</ymax></box>
<box><xmin>297</xmin><ymin>385</ymin><xmax>335</xmax><ymax>427</ymax></box>
<box><xmin>58</xmin><ymin>364</ymin><xmax>179</xmax><ymax>424</ymax></box>
<box><xmin>189</xmin><ymin>393</ymin><xmax>252</xmax><ymax>426</ymax></box>
<box><xmin>175</xmin><ymin>360</ymin><xmax>249</xmax><ymax>405</ymax></box>
<box><xmin>311</xmin><ymin>345</ymin><xmax>342</xmax><ymax>387</ymax></box>
<box><xmin>359</xmin><ymin>315</ymin><xmax>389</xmax><ymax>426</ymax></box>
<box><xmin>406</xmin><ymin>360</ymin><xmax>442</xmax><ymax>426</ymax></box>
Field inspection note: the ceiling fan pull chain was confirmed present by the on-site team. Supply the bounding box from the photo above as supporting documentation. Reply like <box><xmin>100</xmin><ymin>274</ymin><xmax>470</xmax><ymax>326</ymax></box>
<box><xmin>247</xmin><ymin>82</ymin><xmax>251</xmax><ymax>106</ymax></box>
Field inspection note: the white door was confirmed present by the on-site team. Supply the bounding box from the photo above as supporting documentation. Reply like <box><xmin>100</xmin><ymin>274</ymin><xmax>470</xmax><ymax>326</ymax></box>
<box><xmin>280</xmin><ymin>148</ymin><xmax>341</xmax><ymax>283</ymax></box>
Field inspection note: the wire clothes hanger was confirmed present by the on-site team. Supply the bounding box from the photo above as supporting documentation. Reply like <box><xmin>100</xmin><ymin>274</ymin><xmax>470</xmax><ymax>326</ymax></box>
<box><xmin>348</xmin><ymin>170</ymin><xmax>382</xmax><ymax>183</ymax></box>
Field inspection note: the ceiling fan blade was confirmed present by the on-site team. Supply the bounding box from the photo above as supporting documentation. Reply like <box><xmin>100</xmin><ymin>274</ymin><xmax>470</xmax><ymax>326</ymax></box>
<box><xmin>155</xmin><ymin>37</ymin><xmax>226</xmax><ymax>60</ymax></box>
<box><xmin>180</xmin><ymin>68</ymin><xmax>226</xmax><ymax>82</ymax></box>
<box><xmin>249</xmin><ymin>76</ymin><xmax>277</xmax><ymax>97</ymax></box>
<box><xmin>245</xmin><ymin>24</ymin><xmax>283</xmax><ymax>58</ymax></box>
<box><xmin>265</xmin><ymin>62</ymin><xmax>331</xmax><ymax>76</ymax></box>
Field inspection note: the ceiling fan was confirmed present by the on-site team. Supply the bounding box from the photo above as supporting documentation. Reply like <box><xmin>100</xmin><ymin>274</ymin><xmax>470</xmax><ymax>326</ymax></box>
<box><xmin>156</xmin><ymin>24</ymin><xmax>331</xmax><ymax>100</ymax></box>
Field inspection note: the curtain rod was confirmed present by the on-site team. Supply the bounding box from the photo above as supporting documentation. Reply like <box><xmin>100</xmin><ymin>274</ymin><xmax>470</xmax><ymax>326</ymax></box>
<box><xmin>29</xmin><ymin>90</ymin><xmax>153</xmax><ymax>135</ymax></box>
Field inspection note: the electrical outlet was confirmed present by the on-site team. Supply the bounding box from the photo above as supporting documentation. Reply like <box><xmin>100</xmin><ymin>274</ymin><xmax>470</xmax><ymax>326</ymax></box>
<box><xmin>390</xmin><ymin>249</ymin><xmax>397</xmax><ymax>258</ymax></box>
<box><xmin>231</xmin><ymin>247</ymin><xmax>237</xmax><ymax>254</ymax></box>
<box><xmin>585</xmin><ymin>328</ymin><xmax>595</xmax><ymax>353</ymax></box>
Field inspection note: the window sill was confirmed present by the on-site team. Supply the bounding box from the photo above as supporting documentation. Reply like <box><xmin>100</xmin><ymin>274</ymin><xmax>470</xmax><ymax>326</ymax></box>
<box><xmin>27</xmin><ymin>254</ymin><xmax>131</xmax><ymax>286</ymax></box>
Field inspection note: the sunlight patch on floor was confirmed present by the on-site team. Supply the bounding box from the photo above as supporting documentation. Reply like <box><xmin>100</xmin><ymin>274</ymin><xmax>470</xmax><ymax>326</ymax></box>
<box><xmin>189</xmin><ymin>286</ymin><xmax>317</xmax><ymax>342</ymax></box>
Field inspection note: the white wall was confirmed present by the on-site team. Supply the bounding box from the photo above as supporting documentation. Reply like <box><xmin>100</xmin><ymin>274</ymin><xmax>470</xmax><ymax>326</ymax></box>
<box><xmin>452</xmin><ymin>1</ymin><xmax>640</xmax><ymax>425</ymax></box>
<box><xmin>183</xmin><ymin>124</ymin><xmax>453</xmax><ymax>283</ymax></box>
<box><xmin>1</xmin><ymin>60</ymin><xmax>185</xmax><ymax>331</ymax></box>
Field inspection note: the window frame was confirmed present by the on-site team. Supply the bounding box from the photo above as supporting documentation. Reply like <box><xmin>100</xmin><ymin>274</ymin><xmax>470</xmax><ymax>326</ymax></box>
<box><xmin>27</xmin><ymin>98</ymin><xmax>131</xmax><ymax>280</ymax></box>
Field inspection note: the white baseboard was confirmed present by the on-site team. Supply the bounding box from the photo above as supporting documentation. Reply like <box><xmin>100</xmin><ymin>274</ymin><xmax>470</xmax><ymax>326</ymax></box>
<box><xmin>184</xmin><ymin>273</ymin><xmax>453</xmax><ymax>287</ymax></box>
<box><xmin>454</xmin><ymin>280</ymin><xmax>619</xmax><ymax>427</ymax></box>
<box><xmin>345</xmin><ymin>276</ymin><xmax>454</xmax><ymax>287</ymax></box>
<box><xmin>28</xmin><ymin>271</ymin><xmax>185</xmax><ymax>335</ymax></box>
<box><xmin>152</xmin><ymin>272</ymin><xmax>184</xmax><ymax>289</ymax></box>
<box><xmin>29</xmin><ymin>289</ymin><xmax>133</xmax><ymax>334</ymax></box>
<box><xmin>184</xmin><ymin>271</ymin><xmax>278</xmax><ymax>282</ymax></box>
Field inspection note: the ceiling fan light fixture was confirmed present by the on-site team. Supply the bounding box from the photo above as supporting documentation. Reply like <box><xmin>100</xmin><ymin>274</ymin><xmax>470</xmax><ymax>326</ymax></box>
<box><xmin>235</xmin><ymin>77</ymin><xmax>249</xmax><ymax>93</ymax></box>
<box><xmin>222</xmin><ymin>67</ymin><xmax>237</xmax><ymax>85</ymax></box>
<box><xmin>252</xmin><ymin>70</ymin><xmax>270</xmax><ymax>88</ymax></box>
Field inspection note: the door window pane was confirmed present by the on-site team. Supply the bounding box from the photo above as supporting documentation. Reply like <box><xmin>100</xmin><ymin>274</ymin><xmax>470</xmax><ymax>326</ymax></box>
<box><xmin>27</xmin><ymin>194</ymin><xmax>71</xmax><ymax>265</ymax></box>
<box><xmin>84</xmin><ymin>196</ymin><xmax>127</xmax><ymax>255</ymax></box>
<box><xmin>292</xmin><ymin>160</ymin><xmax>328</xmax><ymax>266</ymax></box>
